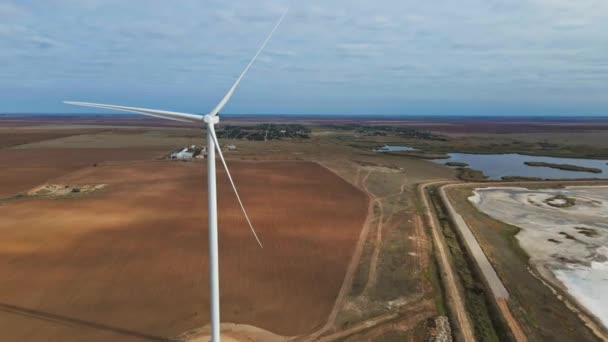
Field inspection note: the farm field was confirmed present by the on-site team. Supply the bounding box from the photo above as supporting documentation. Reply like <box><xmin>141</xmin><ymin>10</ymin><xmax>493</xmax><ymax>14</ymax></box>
<box><xmin>0</xmin><ymin>148</ymin><xmax>168</xmax><ymax>198</ymax></box>
<box><xmin>0</xmin><ymin>160</ymin><xmax>368</xmax><ymax>340</ymax></box>
<box><xmin>3</xmin><ymin>115</ymin><xmax>608</xmax><ymax>340</ymax></box>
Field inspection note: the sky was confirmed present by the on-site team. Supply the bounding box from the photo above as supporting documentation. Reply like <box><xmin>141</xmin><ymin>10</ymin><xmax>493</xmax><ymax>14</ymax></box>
<box><xmin>1</xmin><ymin>0</ymin><xmax>607</xmax><ymax>116</ymax></box>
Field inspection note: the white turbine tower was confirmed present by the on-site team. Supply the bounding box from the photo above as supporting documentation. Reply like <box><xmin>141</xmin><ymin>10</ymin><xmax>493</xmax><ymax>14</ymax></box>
<box><xmin>64</xmin><ymin>7</ymin><xmax>289</xmax><ymax>341</ymax></box>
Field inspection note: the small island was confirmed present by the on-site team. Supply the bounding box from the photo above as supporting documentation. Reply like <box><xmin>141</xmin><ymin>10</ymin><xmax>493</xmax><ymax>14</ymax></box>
<box><xmin>457</xmin><ymin>167</ymin><xmax>488</xmax><ymax>181</ymax></box>
<box><xmin>524</xmin><ymin>161</ymin><xmax>602</xmax><ymax>174</ymax></box>
<box><xmin>445</xmin><ymin>161</ymin><xmax>469</xmax><ymax>167</ymax></box>
<box><xmin>544</xmin><ymin>194</ymin><xmax>576</xmax><ymax>208</ymax></box>
<box><xmin>501</xmin><ymin>176</ymin><xmax>543</xmax><ymax>182</ymax></box>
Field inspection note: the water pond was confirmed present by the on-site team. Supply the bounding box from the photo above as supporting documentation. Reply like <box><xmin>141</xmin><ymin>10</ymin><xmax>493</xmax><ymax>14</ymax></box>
<box><xmin>434</xmin><ymin>153</ymin><xmax>608</xmax><ymax>179</ymax></box>
<box><xmin>373</xmin><ymin>145</ymin><xmax>418</xmax><ymax>152</ymax></box>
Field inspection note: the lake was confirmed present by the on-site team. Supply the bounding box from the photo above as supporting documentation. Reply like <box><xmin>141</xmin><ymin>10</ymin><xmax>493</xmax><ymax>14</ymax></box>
<box><xmin>433</xmin><ymin>153</ymin><xmax>608</xmax><ymax>179</ymax></box>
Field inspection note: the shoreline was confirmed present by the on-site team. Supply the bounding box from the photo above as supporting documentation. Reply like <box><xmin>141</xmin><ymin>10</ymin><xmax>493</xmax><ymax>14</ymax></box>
<box><xmin>529</xmin><ymin>262</ymin><xmax>608</xmax><ymax>340</ymax></box>
<box><xmin>470</xmin><ymin>185</ymin><xmax>608</xmax><ymax>340</ymax></box>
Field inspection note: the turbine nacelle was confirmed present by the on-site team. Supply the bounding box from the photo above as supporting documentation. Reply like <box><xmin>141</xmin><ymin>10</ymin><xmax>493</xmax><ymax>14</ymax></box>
<box><xmin>204</xmin><ymin>114</ymin><xmax>220</xmax><ymax>124</ymax></box>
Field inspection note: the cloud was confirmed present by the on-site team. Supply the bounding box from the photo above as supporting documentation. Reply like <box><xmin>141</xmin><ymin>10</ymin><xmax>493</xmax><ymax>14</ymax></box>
<box><xmin>0</xmin><ymin>0</ymin><xmax>607</xmax><ymax>115</ymax></box>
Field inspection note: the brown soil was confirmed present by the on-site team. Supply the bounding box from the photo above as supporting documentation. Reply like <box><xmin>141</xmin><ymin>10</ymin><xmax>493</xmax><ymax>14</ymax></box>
<box><xmin>0</xmin><ymin>148</ymin><xmax>167</xmax><ymax>198</ymax></box>
<box><xmin>0</xmin><ymin>129</ymin><xmax>98</xmax><ymax>148</ymax></box>
<box><xmin>0</xmin><ymin>160</ymin><xmax>368</xmax><ymax>341</ymax></box>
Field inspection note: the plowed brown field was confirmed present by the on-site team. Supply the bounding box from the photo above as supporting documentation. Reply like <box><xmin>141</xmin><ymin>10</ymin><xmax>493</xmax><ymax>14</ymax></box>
<box><xmin>0</xmin><ymin>148</ymin><xmax>167</xmax><ymax>198</ymax></box>
<box><xmin>0</xmin><ymin>160</ymin><xmax>368</xmax><ymax>341</ymax></box>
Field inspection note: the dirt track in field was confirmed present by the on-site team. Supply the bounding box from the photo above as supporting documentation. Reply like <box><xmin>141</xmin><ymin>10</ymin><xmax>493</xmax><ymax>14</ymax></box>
<box><xmin>0</xmin><ymin>160</ymin><xmax>368</xmax><ymax>341</ymax></box>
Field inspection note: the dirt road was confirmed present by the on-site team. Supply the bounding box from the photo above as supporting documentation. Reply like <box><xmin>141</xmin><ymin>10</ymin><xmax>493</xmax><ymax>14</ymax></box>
<box><xmin>317</xmin><ymin>297</ymin><xmax>433</xmax><ymax>342</ymax></box>
<box><xmin>419</xmin><ymin>181</ymin><xmax>476</xmax><ymax>342</ymax></box>
<box><xmin>303</xmin><ymin>168</ymin><xmax>376</xmax><ymax>340</ymax></box>
<box><xmin>439</xmin><ymin>184</ymin><xmax>509</xmax><ymax>300</ymax></box>
<box><xmin>440</xmin><ymin>183</ymin><xmax>527</xmax><ymax>342</ymax></box>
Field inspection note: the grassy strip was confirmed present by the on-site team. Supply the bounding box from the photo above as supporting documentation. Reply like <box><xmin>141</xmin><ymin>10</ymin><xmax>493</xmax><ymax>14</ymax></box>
<box><xmin>412</xmin><ymin>140</ymin><xmax>608</xmax><ymax>159</ymax></box>
<box><xmin>372</xmin><ymin>216</ymin><xmax>417</xmax><ymax>301</ymax></box>
<box><xmin>524</xmin><ymin>161</ymin><xmax>602</xmax><ymax>173</ymax></box>
<box><xmin>427</xmin><ymin>245</ymin><xmax>448</xmax><ymax>316</ymax></box>
<box><xmin>428</xmin><ymin>186</ymin><xmax>503</xmax><ymax>342</ymax></box>
<box><xmin>445</xmin><ymin>162</ymin><xmax>469</xmax><ymax>167</ymax></box>
<box><xmin>458</xmin><ymin>168</ymin><xmax>489</xmax><ymax>182</ymax></box>
<box><xmin>416</xmin><ymin>192</ymin><xmax>448</xmax><ymax>316</ymax></box>
<box><xmin>349</xmin><ymin>203</ymin><xmax>379</xmax><ymax>297</ymax></box>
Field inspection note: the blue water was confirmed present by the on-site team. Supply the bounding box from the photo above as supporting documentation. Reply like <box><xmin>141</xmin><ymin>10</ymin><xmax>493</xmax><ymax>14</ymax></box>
<box><xmin>373</xmin><ymin>145</ymin><xmax>418</xmax><ymax>152</ymax></box>
<box><xmin>434</xmin><ymin>153</ymin><xmax>608</xmax><ymax>179</ymax></box>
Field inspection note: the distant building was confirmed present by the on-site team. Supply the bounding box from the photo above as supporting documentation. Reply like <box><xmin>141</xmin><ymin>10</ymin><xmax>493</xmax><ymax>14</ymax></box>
<box><xmin>170</xmin><ymin>147</ymin><xmax>194</xmax><ymax>159</ymax></box>
<box><xmin>195</xmin><ymin>146</ymin><xmax>207</xmax><ymax>159</ymax></box>
<box><xmin>227</xmin><ymin>145</ymin><xmax>237</xmax><ymax>151</ymax></box>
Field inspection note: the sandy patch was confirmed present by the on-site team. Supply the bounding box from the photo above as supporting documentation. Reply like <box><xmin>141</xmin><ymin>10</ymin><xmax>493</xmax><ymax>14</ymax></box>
<box><xmin>469</xmin><ymin>186</ymin><xmax>608</xmax><ymax>328</ymax></box>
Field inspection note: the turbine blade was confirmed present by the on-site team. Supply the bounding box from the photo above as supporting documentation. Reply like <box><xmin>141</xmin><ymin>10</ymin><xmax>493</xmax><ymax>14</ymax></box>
<box><xmin>207</xmin><ymin>6</ymin><xmax>289</xmax><ymax>117</ymax></box>
<box><xmin>208</xmin><ymin>124</ymin><xmax>264</xmax><ymax>248</ymax></box>
<box><xmin>63</xmin><ymin>101</ymin><xmax>203</xmax><ymax>123</ymax></box>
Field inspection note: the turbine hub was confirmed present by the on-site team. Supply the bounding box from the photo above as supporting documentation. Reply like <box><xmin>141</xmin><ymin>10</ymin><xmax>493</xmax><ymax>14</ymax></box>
<box><xmin>204</xmin><ymin>114</ymin><xmax>220</xmax><ymax>124</ymax></box>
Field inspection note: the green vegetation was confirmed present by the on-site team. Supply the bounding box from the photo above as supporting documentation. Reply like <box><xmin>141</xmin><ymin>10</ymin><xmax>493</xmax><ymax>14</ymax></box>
<box><xmin>445</xmin><ymin>161</ymin><xmax>469</xmax><ymax>167</ymax></box>
<box><xmin>457</xmin><ymin>168</ymin><xmax>489</xmax><ymax>181</ymax></box>
<box><xmin>417</xmin><ymin>194</ymin><xmax>448</xmax><ymax>316</ymax></box>
<box><xmin>575</xmin><ymin>227</ymin><xmax>599</xmax><ymax>237</ymax></box>
<box><xmin>559</xmin><ymin>231</ymin><xmax>581</xmax><ymax>242</ymax></box>
<box><xmin>524</xmin><ymin>161</ymin><xmax>602</xmax><ymax>173</ymax></box>
<box><xmin>324</xmin><ymin>125</ymin><xmax>608</xmax><ymax>162</ymax></box>
<box><xmin>497</xmin><ymin>223</ymin><xmax>530</xmax><ymax>262</ymax></box>
<box><xmin>388</xmin><ymin>138</ymin><xmax>608</xmax><ymax>160</ymax></box>
<box><xmin>320</xmin><ymin>124</ymin><xmax>447</xmax><ymax>141</ymax></box>
<box><xmin>427</xmin><ymin>249</ymin><xmax>447</xmax><ymax>316</ymax></box>
<box><xmin>216</xmin><ymin>124</ymin><xmax>310</xmax><ymax>140</ymax></box>
<box><xmin>354</xmin><ymin>125</ymin><xmax>447</xmax><ymax>141</ymax></box>
<box><xmin>384</xmin><ymin>151</ymin><xmax>449</xmax><ymax>159</ymax></box>
<box><xmin>501</xmin><ymin>176</ymin><xmax>543</xmax><ymax>182</ymax></box>
<box><xmin>544</xmin><ymin>194</ymin><xmax>576</xmax><ymax>208</ymax></box>
<box><xmin>428</xmin><ymin>187</ymin><xmax>501</xmax><ymax>342</ymax></box>
<box><xmin>372</xmin><ymin>217</ymin><xmax>416</xmax><ymax>301</ymax></box>
<box><xmin>349</xmin><ymin>204</ymin><xmax>378</xmax><ymax>297</ymax></box>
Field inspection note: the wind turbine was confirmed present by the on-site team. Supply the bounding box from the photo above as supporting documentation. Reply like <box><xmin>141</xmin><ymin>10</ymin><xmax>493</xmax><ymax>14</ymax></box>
<box><xmin>64</xmin><ymin>7</ymin><xmax>289</xmax><ymax>341</ymax></box>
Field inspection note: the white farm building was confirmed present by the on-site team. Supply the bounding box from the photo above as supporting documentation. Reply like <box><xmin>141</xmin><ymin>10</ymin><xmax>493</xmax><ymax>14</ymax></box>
<box><xmin>170</xmin><ymin>147</ymin><xmax>195</xmax><ymax>159</ymax></box>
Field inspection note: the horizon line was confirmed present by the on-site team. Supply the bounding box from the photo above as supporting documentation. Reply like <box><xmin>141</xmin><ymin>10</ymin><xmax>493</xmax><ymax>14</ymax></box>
<box><xmin>2</xmin><ymin>113</ymin><xmax>608</xmax><ymax>120</ymax></box>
